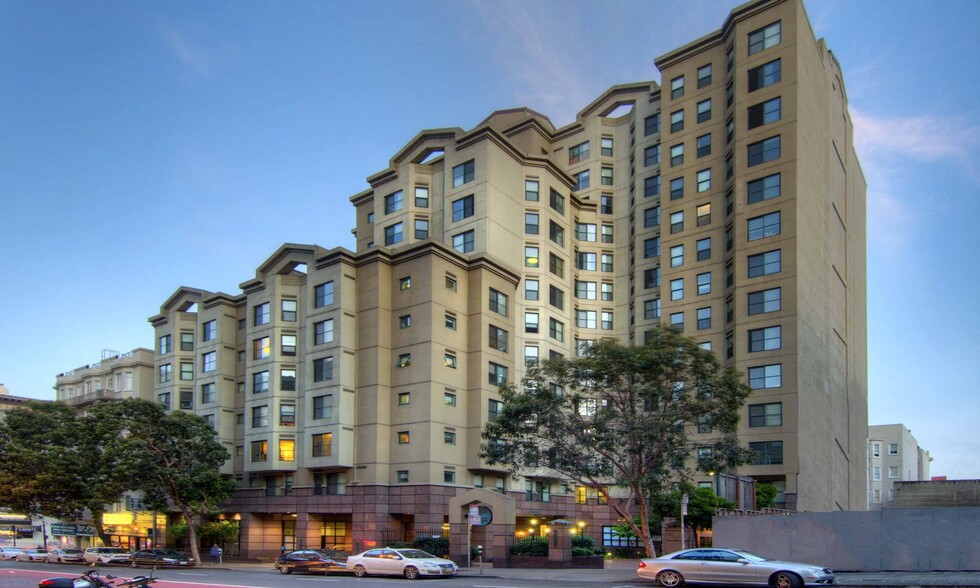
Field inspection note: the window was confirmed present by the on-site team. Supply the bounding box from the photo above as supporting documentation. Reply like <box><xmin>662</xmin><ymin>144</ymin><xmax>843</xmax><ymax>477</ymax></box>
<box><xmin>549</xmin><ymin>285</ymin><xmax>565</xmax><ymax>310</ymax></box>
<box><xmin>576</xmin><ymin>310</ymin><xmax>597</xmax><ymax>329</ymax></box>
<box><xmin>748</xmin><ymin>250</ymin><xmax>781</xmax><ymax>277</ymax></box>
<box><xmin>485</xmin><ymin>288</ymin><xmax>508</xmax><ymax>317</ymax></box>
<box><xmin>670</xmin><ymin>75</ymin><xmax>684</xmax><ymax>99</ymax></box>
<box><xmin>670</xmin><ymin>211</ymin><xmax>684</xmax><ymax>234</ymax></box>
<box><xmin>314</xmin><ymin>281</ymin><xmax>334</xmax><ymax>307</ymax></box>
<box><xmin>488</xmin><ymin>362</ymin><xmax>508</xmax><ymax>385</ymax></box>
<box><xmin>600</xmin><ymin>195</ymin><xmax>613</xmax><ymax>214</ymax></box>
<box><xmin>399</xmin><ymin>315</ymin><xmax>411</xmax><ymax>329</ymax></box>
<box><xmin>281</xmin><ymin>300</ymin><xmax>297</xmax><ymax>322</ymax></box>
<box><xmin>670</xmin><ymin>110</ymin><xmax>684</xmax><ymax>133</ymax></box>
<box><xmin>201</xmin><ymin>382</ymin><xmax>215</xmax><ymax>404</ymax></box>
<box><xmin>452</xmin><ymin>194</ymin><xmax>474</xmax><ymax>222</ymax></box>
<box><xmin>574</xmin><ymin>170</ymin><xmax>590</xmax><ymax>190</ymax></box>
<box><xmin>748</xmin><ymin>59</ymin><xmax>782</xmax><ymax>92</ymax></box>
<box><xmin>398</xmin><ymin>431</ymin><xmax>410</xmax><ymax>444</ymax></box>
<box><xmin>697</xmin><ymin>64</ymin><xmax>712</xmax><ymax>88</ymax></box>
<box><xmin>601</xmin><ymin>311</ymin><xmax>613</xmax><ymax>330</ymax></box>
<box><xmin>384</xmin><ymin>221</ymin><xmax>403</xmax><ymax>246</ymax></box>
<box><xmin>600</xmin><ymin>167</ymin><xmax>613</xmax><ymax>185</ymax></box>
<box><xmin>253</xmin><ymin>336</ymin><xmax>271</xmax><ymax>360</ymax></box>
<box><xmin>748</xmin><ymin>326</ymin><xmax>782</xmax><ymax>352</ymax></box>
<box><xmin>643</xmin><ymin>267</ymin><xmax>661</xmax><ymax>288</ymax></box>
<box><xmin>748</xmin><ymin>21</ymin><xmax>781</xmax><ymax>55</ymax></box>
<box><xmin>749</xmin><ymin>440</ymin><xmax>783</xmax><ymax>465</ymax></box>
<box><xmin>202</xmin><ymin>351</ymin><xmax>216</xmax><ymax>373</ymax></box>
<box><xmin>251</xmin><ymin>440</ymin><xmax>268</xmax><ymax>462</ymax></box>
<box><xmin>748</xmin><ymin>212</ymin><xmax>781</xmax><ymax>242</ymax></box>
<box><xmin>179</xmin><ymin>361</ymin><xmax>193</xmax><ymax>381</ymax></box>
<box><xmin>280</xmin><ymin>404</ymin><xmax>296</xmax><ymax>426</ymax></box>
<box><xmin>698</xmin><ymin>272</ymin><xmax>711</xmax><ymax>296</ymax></box>
<box><xmin>549</xmin><ymin>220</ymin><xmax>565</xmax><ymax>246</ymax></box>
<box><xmin>313</xmin><ymin>357</ymin><xmax>334</xmax><ymax>382</ymax></box>
<box><xmin>696</xmin><ymin>134</ymin><xmax>711</xmax><ymax>158</ymax></box>
<box><xmin>569</xmin><ymin>141</ymin><xmax>590</xmax><ymax>164</ymax></box>
<box><xmin>670</xmin><ymin>144</ymin><xmax>684</xmax><ymax>166</ymax></box>
<box><xmin>644</xmin><ymin>144</ymin><xmax>661</xmax><ymax>166</ymax></box>
<box><xmin>367</xmin><ymin>212</ymin><xmax>374</xmax><ymax>224</ymax></box>
<box><xmin>697</xmin><ymin>99</ymin><xmax>712</xmax><ymax>123</ymax></box>
<box><xmin>444</xmin><ymin>354</ymin><xmax>457</xmax><ymax>368</ymax></box>
<box><xmin>312</xmin><ymin>432</ymin><xmax>332</xmax><ymax>457</ymax></box>
<box><xmin>415</xmin><ymin>186</ymin><xmax>429</xmax><ymax>207</ymax></box>
<box><xmin>670</xmin><ymin>278</ymin><xmax>684</xmax><ymax>300</ymax></box>
<box><xmin>872</xmin><ymin>443</ymin><xmax>881</xmax><ymax>457</ymax></box>
<box><xmin>670</xmin><ymin>245</ymin><xmax>684</xmax><ymax>267</ymax></box>
<box><xmin>597</xmin><ymin>136</ymin><xmax>614</xmax><ymax>156</ymax></box>
<box><xmin>158</xmin><ymin>392</ymin><xmax>170</xmax><ymax>408</ymax></box>
<box><xmin>525</xmin><ymin>345</ymin><xmax>539</xmax><ymax>366</ymax></box>
<box><xmin>748</xmin><ymin>287</ymin><xmax>781</xmax><ymax>314</ymax></box>
<box><xmin>398</xmin><ymin>391</ymin><xmax>410</xmax><ymax>406</ymax></box>
<box><xmin>644</xmin><ymin>174</ymin><xmax>661</xmax><ymax>197</ymax></box>
<box><xmin>889</xmin><ymin>466</ymin><xmax>899</xmax><ymax>479</ymax></box>
<box><xmin>644</xmin><ymin>237</ymin><xmax>660</xmax><ymax>258</ymax></box>
<box><xmin>727</xmin><ymin>118</ymin><xmax>735</xmax><ymax>144</ymax></box>
<box><xmin>312</xmin><ymin>395</ymin><xmax>331</xmax><ymax>419</ymax></box>
<box><xmin>446</xmin><ymin>275</ymin><xmax>457</xmax><ymax>291</ymax></box>
<box><xmin>601</xmin><ymin>254</ymin><xmax>614</xmax><ymax>272</ymax></box>
<box><xmin>453</xmin><ymin>160</ymin><xmax>474</xmax><ymax>187</ymax></box>
<box><xmin>444</xmin><ymin>431</ymin><xmax>456</xmax><ymax>445</ymax></box>
<box><xmin>549</xmin><ymin>318</ymin><xmax>564</xmax><ymax>342</ymax></box>
<box><xmin>452</xmin><ymin>230</ymin><xmax>475</xmax><ymax>253</ymax></box>
<box><xmin>670</xmin><ymin>177</ymin><xmax>684</xmax><ymax>200</ymax></box>
<box><xmin>525</xmin><ymin>279</ymin><xmax>539</xmax><ymax>300</ymax></box>
<box><xmin>697</xmin><ymin>203</ymin><xmax>711</xmax><ymax>226</ymax></box>
<box><xmin>644</xmin><ymin>298</ymin><xmax>661</xmax><ymax>320</ymax></box>
<box><xmin>396</xmin><ymin>471</ymin><xmax>409</xmax><ymax>483</ymax></box>
<box><xmin>670</xmin><ymin>312</ymin><xmax>684</xmax><ymax>331</ymax></box>
<box><xmin>748</xmin><ymin>97</ymin><xmax>782</xmax><ymax>129</ymax></box>
<box><xmin>489</xmin><ymin>325</ymin><xmax>508</xmax><ymax>352</ymax></box>
<box><xmin>314</xmin><ymin>319</ymin><xmax>334</xmax><ymax>345</ymax></box>
<box><xmin>749</xmin><ymin>403</ymin><xmax>782</xmax><ymax>427</ymax></box>
<box><xmin>889</xmin><ymin>443</ymin><xmax>899</xmax><ymax>455</ymax></box>
<box><xmin>525</xmin><ymin>312</ymin><xmax>539</xmax><ymax>334</ymax></box>
<box><xmin>748</xmin><ymin>364</ymin><xmax>782</xmax><ymax>389</ymax></box>
<box><xmin>644</xmin><ymin>113</ymin><xmax>661</xmax><ymax>135</ymax></box>
<box><xmin>576</xmin><ymin>280</ymin><xmax>597</xmax><ymax>299</ymax></box>
<box><xmin>525</xmin><ymin>179</ymin><xmax>540</xmax><ymax>201</ymax></box>
<box><xmin>697</xmin><ymin>238</ymin><xmax>711</xmax><ymax>261</ymax></box>
<box><xmin>525</xmin><ymin>246</ymin><xmax>539</xmax><ymax>267</ymax></box>
<box><xmin>399</xmin><ymin>276</ymin><xmax>411</xmax><ymax>290</ymax></box>
<box><xmin>254</xmin><ymin>302</ymin><xmax>270</xmax><ymax>326</ymax></box>
<box><xmin>252</xmin><ymin>405</ymin><xmax>269</xmax><ymax>428</ymax></box>
<box><xmin>748</xmin><ymin>173</ymin><xmax>781</xmax><ymax>204</ymax></box>
<box><xmin>549</xmin><ymin>253</ymin><xmax>565</xmax><ymax>278</ymax></box>
<box><xmin>384</xmin><ymin>190</ymin><xmax>404</xmax><ymax>214</ymax></box>
<box><xmin>397</xmin><ymin>353</ymin><xmax>411</xmax><ymax>367</ymax></box>
<box><xmin>748</xmin><ymin>135</ymin><xmax>781</xmax><ymax>167</ymax></box>
<box><xmin>576</xmin><ymin>251</ymin><xmax>597</xmax><ymax>270</ymax></box>
<box><xmin>549</xmin><ymin>189</ymin><xmax>565</xmax><ymax>214</ymax></box>
<box><xmin>414</xmin><ymin>218</ymin><xmax>429</xmax><ymax>239</ymax></box>
<box><xmin>444</xmin><ymin>391</ymin><xmax>457</xmax><ymax>406</ymax></box>
<box><xmin>281</xmin><ymin>369</ymin><xmax>296</xmax><ymax>391</ymax></box>
<box><xmin>525</xmin><ymin>212</ymin><xmax>539</xmax><ymax>234</ymax></box>
<box><xmin>576</xmin><ymin>223</ymin><xmax>597</xmax><ymax>241</ymax></box>
<box><xmin>644</xmin><ymin>206</ymin><xmax>661</xmax><ymax>228</ymax></box>
<box><xmin>202</xmin><ymin>320</ymin><xmax>216</xmax><ymax>341</ymax></box>
<box><xmin>252</xmin><ymin>372</ymin><xmax>269</xmax><ymax>394</ymax></box>
<box><xmin>601</xmin><ymin>282</ymin><xmax>613</xmax><ymax>301</ymax></box>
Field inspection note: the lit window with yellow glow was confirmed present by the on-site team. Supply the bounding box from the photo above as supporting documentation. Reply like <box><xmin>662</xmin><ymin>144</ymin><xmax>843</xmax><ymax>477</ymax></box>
<box><xmin>279</xmin><ymin>439</ymin><xmax>295</xmax><ymax>462</ymax></box>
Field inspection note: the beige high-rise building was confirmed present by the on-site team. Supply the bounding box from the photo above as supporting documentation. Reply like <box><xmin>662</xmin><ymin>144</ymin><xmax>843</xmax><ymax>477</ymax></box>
<box><xmin>146</xmin><ymin>0</ymin><xmax>866</xmax><ymax>558</ymax></box>
<box><xmin>868</xmin><ymin>424</ymin><xmax>931</xmax><ymax>509</ymax></box>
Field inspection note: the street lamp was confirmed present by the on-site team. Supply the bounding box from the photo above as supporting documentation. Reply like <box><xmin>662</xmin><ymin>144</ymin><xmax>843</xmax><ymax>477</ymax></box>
<box><xmin>680</xmin><ymin>493</ymin><xmax>689</xmax><ymax>549</ymax></box>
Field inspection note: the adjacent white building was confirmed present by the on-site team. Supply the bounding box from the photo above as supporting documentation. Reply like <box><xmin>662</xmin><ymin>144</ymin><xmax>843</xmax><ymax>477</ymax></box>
<box><xmin>868</xmin><ymin>424</ymin><xmax>932</xmax><ymax>509</ymax></box>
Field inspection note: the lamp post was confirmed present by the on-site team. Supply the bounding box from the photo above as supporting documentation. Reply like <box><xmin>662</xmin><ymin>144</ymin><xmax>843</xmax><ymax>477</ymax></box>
<box><xmin>680</xmin><ymin>493</ymin><xmax>689</xmax><ymax>549</ymax></box>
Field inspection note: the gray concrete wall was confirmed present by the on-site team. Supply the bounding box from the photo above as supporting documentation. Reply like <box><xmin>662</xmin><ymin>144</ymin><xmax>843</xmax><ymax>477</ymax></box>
<box><xmin>712</xmin><ymin>507</ymin><xmax>980</xmax><ymax>571</ymax></box>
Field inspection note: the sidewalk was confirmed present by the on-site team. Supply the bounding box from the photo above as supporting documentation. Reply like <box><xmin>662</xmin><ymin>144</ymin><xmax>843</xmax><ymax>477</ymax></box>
<box><xmin>216</xmin><ymin>559</ymin><xmax>980</xmax><ymax>586</ymax></box>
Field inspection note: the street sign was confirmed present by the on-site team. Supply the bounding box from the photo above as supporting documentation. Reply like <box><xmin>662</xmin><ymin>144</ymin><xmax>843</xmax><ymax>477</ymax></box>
<box><xmin>468</xmin><ymin>506</ymin><xmax>492</xmax><ymax>526</ymax></box>
<box><xmin>76</xmin><ymin>524</ymin><xmax>96</xmax><ymax>536</ymax></box>
<box><xmin>468</xmin><ymin>506</ymin><xmax>481</xmax><ymax>526</ymax></box>
<box><xmin>51</xmin><ymin>523</ymin><xmax>77</xmax><ymax>536</ymax></box>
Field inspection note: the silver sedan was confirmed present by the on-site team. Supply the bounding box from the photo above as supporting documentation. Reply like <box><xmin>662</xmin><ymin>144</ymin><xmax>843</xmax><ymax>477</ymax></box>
<box><xmin>637</xmin><ymin>548</ymin><xmax>834</xmax><ymax>588</ymax></box>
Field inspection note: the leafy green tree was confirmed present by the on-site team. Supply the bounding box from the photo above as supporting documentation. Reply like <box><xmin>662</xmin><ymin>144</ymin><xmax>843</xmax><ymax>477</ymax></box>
<box><xmin>481</xmin><ymin>333</ymin><xmax>753</xmax><ymax>557</ymax></box>
<box><xmin>756</xmin><ymin>482</ymin><xmax>777</xmax><ymax>509</ymax></box>
<box><xmin>199</xmin><ymin>521</ymin><xmax>239</xmax><ymax>551</ymax></box>
<box><xmin>655</xmin><ymin>485</ymin><xmax>736</xmax><ymax>533</ymax></box>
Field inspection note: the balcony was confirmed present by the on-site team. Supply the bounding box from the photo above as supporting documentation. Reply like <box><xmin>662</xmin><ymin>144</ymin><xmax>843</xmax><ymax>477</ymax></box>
<box><xmin>62</xmin><ymin>389</ymin><xmax>122</xmax><ymax>407</ymax></box>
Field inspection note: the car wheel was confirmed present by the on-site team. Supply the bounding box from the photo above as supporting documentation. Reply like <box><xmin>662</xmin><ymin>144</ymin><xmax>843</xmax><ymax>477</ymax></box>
<box><xmin>657</xmin><ymin>570</ymin><xmax>684</xmax><ymax>587</ymax></box>
<box><xmin>353</xmin><ymin>564</ymin><xmax>367</xmax><ymax>577</ymax></box>
<box><xmin>771</xmin><ymin>572</ymin><xmax>801</xmax><ymax>588</ymax></box>
<box><xmin>279</xmin><ymin>566</ymin><xmax>291</xmax><ymax>575</ymax></box>
<box><xmin>403</xmin><ymin>566</ymin><xmax>420</xmax><ymax>580</ymax></box>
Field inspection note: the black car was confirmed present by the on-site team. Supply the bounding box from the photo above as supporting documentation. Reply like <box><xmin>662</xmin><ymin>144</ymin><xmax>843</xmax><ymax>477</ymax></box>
<box><xmin>130</xmin><ymin>548</ymin><xmax>195</xmax><ymax>567</ymax></box>
<box><xmin>275</xmin><ymin>549</ymin><xmax>349</xmax><ymax>575</ymax></box>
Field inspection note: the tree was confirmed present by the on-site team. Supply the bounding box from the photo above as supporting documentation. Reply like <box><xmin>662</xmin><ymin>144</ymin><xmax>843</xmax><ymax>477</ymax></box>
<box><xmin>103</xmin><ymin>399</ymin><xmax>236</xmax><ymax>564</ymax></box>
<box><xmin>655</xmin><ymin>485</ymin><xmax>736</xmax><ymax>533</ymax></box>
<box><xmin>481</xmin><ymin>332</ymin><xmax>753</xmax><ymax>557</ymax></box>
<box><xmin>756</xmin><ymin>482</ymin><xmax>777</xmax><ymax>509</ymax></box>
<box><xmin>199</xmin><ymin>521</ymin><xmax>239</xmax><ymax>551</ymax></box>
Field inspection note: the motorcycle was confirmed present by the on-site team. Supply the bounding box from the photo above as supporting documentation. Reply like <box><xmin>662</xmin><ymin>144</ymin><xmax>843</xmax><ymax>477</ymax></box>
<box><xmin>38</xmin><ymin>566</ymin><xmax>159</xmax><ymax>588</ymax></box>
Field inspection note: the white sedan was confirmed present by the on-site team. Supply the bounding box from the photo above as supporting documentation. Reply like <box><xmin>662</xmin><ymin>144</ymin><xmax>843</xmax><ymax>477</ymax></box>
<box><xmin>16</xmin><ymin>548</ymin><xmax>50</xmax><ymax>562</ymax></box>
<box><xmin>346</xmin><ymin>547</ymin><xmax>457</xmax><ymax>579</ymax></box>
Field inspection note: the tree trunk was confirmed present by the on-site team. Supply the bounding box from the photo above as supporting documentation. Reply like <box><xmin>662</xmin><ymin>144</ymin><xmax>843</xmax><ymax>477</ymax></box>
<box><xmin>91</xmin><ymin>507</ymin><xmax>111</xmax><ymax>547</ymax></box>
<box><xmin>181</xmin><ymin>509</ymin><xmax>202</xmax><ymax>564</ymax></box>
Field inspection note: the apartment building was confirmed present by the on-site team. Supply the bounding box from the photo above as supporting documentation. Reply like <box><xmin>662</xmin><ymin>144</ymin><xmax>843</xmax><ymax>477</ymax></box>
<box><xmin>54</xmin><ymin>348</ymin><xmax>156</xmax><ymax>407</ymax></box>
<box><xmin>868</xmin><ymin>424</ymin><xmax>932</xmax><ymax>509</ymax></box>
<box><xmin>144</xmin><ymin>0</ymin><xmax>865</xmax><ymax>558</ymax></box>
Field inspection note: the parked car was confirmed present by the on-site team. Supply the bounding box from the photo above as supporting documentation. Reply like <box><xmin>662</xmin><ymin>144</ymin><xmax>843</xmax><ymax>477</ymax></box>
<box><xmin>17</xmin><ymin>548</ymin><xmax>49</xmax><ymax>562</ymax></box>
<box><xmin>0</xmin><ymin>547</ymin><xmax>25</xmax><ymax>560</ymax></box>
<box><xmin>46</xmin><ymin>548</ymin><xmax>85</xmax><ymax>564</ymax></box>
<box><xmin>637</xmin><ymin>548</ymin><xmax>834</xmax><ymax>588</ymax></box>
<box><xmin>346</xmin><ymin>547</ymin><xmax>457</xmax><ymax>579</ymax></box>
<box><xmin>275</xmin><ymin>548</ymin><xmax>348</xmax><ymax>575</ymax></box>
<box><xmin>130</xmin><ymin>548</ymin><xmax>195</xmax><ymax>567</ymax></box>
<box><xmin>83</xmin><ymin>547</ymin><xmax>131</xmax><ymax>565</ymax></box>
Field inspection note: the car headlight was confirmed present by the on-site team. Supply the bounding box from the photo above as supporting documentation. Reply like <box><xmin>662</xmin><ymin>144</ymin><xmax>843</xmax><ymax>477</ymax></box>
<box><xmin>424</xmin><ymin>563</ymin><xmax>441</xmax><ymax>569</ymax></box>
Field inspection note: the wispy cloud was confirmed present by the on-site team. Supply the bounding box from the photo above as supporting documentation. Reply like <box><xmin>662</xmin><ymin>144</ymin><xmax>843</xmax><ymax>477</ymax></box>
<box><xmin>852</xmin><ymin>109</ymin><xmax>980</xmax><ymax>173</ymax></box>
<box><xmin>162</xmin><ymin>26</ymin><xmax>213</xmax><ymax>76</ymax></box>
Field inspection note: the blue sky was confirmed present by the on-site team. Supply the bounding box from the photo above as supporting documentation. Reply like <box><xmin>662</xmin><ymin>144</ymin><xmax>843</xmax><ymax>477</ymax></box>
<box><xmin>1</xmin><ymin>1</ymin><xmax>977</xmax><ymax>480</ymax></box>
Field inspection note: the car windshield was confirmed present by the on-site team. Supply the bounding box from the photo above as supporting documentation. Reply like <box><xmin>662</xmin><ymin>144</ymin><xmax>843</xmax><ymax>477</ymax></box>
<box><xmin>397</xmin><ymin>549</ymin><xmax>436</xmax><ymax>559</ymax></box>
<box><xmin>63</xmin><ymin>549</ymin><xmax>83</xmax><ymax>554</ymax></box>
<box><xmin>314</xmin><ymin>549</ymin><xmax>347</xmax><ymax>559</ymax></box>
<box><xmin>730</xmin><ymin>550</ymin><xmax>769</xmax><ymax>562</ymax></box>
<box><xmin>158</xmin><ymin>549</ymin><xmax>185</xmax><ymax>557</ymax></box>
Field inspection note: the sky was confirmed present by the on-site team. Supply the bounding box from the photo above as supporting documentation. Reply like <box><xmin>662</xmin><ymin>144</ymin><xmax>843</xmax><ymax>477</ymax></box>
<box><xmin>1</xmin><ymin>0</ymin><xmax>978</xmax><ymax>480</ymax></box>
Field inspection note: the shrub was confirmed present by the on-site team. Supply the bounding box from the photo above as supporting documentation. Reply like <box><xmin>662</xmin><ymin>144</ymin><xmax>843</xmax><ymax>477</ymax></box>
<box><xmin>412</xmin><ymin>536</ymin><xmax>449</xmax><ymax>557</ymax></box>
<box><xmin>572</xmin><ymin>547</ymin><xmax>595</xmax><ymax>557</ymax></box>
<box><xmin>510</xmin><ymin>537</ymin><xmax>548</xmax><ymax>556</ymax></box>
<box><xmin>571</xmin><ymin>535</ymin><xmax>598</xmax><ymax>554</ymax></box>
